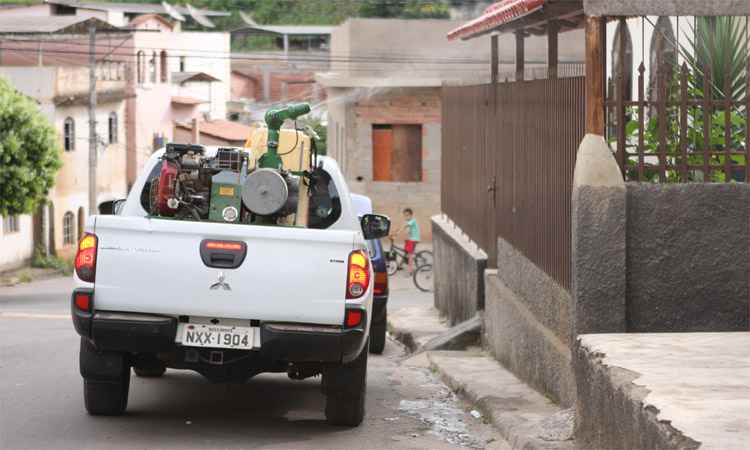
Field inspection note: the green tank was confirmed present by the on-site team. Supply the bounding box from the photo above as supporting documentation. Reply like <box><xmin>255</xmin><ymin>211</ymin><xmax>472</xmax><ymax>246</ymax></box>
<box><xmin>208</xmin><ymin>170</ymin><xmax>243</xmax><ymax>223</ymax></box>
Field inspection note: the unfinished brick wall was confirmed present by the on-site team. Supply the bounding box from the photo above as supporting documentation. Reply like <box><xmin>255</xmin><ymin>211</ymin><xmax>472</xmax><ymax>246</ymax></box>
<box><xmin>332</xmin><ymin>87</ymin><xmax>442</xmax><ymax>241</ymax></box>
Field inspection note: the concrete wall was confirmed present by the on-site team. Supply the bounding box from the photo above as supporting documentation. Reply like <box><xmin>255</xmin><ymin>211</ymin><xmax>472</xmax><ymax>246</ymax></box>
<box><xmin>432</xmin><ymin>215</ymin><xmax>487</xmax><ymax>325</ymax></box>
<box><xmin>626</xmin><ymin>183</ymin><xmax>750</xmax><ymax>332</ymax></box>
<box><xmin>483</xmin><ymin>238</ymin><xmax>576</xmax><ymax>407</ymax></box>
<box><xmin>570</xmin><ymin>136</ymin><xmax>750</xmax><ymax>334</ymax></box>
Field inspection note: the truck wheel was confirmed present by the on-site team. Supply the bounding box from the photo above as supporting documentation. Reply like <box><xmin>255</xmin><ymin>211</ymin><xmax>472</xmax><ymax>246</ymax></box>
<box><xmin>324</xmin><ymin>342</ymin><xmax>368</xmax><ymax>427</ymax></box>
<box><xmin>369</xmin><ymin>311</ymin><xmax>387</xmax><ymax>355</ymax></box>
<box><xmin>134</xmin><ymin>361</ymin><xmax>166</xmax><ymax>378</ymax></box>
<box><xmin>80</xmin><ymin>339</ymin><xmax>130</xmax><ymax>416</ymax></box>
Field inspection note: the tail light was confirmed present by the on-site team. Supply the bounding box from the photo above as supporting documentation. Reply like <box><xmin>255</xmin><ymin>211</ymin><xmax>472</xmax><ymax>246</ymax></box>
<box><xmin>345</xmin><ymin>309</ymin><xmax>364</xmax><ymax>328</ymax></box>
<box><xmin>74</xmin><ymin>291</ymin><xmax>92</xmax><ymax>312</ymax></box>
<box><xmin>374</xmin><ymin>271</ymin><xmax>388</xmax><ymax>296</ymax></box>
<box><xmin>75</xmin><ymin>233</ymin><xmax>98</xmax><ymax>283</ymax></box>
<box><xmin>346</xmin><ymin>250</ymin><xmax>370</xmax><ymax>299</ymax></box>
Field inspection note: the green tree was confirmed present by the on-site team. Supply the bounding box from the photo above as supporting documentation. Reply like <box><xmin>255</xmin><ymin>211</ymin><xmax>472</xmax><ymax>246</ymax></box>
<box><xmin>0</xmin><ymin>77</ymin><xmax>62</xmax><ymax>216</ymax></box>
<box><xmin>359</xmin><ymin>0</ymin><xmax>450</xmax><ymax>18</ymax></box>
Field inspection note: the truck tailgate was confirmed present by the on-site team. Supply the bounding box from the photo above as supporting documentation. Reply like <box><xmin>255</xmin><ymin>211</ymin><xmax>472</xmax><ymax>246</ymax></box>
<box><xmin>93</xmin><ymin>216</ymin><xmax>356</xmax><ymax>325</ymax></box>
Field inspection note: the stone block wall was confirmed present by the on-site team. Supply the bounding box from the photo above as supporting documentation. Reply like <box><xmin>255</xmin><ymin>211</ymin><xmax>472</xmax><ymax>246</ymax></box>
<box><xmin>432</xmin><ymin>215</ymin><xmax>487</xmax><ymax>325</ymax></box>
<box><xmin>626</xmin><ymin>183</ymin><xmax>750</xmax><ymax>332</ymax></box>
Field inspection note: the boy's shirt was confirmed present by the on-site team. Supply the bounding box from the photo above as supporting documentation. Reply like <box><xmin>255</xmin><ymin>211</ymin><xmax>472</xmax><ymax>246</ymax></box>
<box><xmin>406</xmin><ymin>218</ymin><xmax>420</xmax><ymax>242</ymax></box>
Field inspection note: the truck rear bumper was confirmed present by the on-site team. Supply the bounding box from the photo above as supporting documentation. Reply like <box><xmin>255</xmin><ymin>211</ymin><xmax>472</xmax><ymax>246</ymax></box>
<box><xmin>74</xmin><ymin>306</ymin><xmax>367</xmax><ymax>365</ymax></box>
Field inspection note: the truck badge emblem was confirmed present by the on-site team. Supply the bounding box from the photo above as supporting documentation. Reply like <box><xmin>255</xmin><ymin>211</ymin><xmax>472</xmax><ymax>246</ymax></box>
<box><xmin>210</xmin><ymin>272</ymin><xmax>231</xmax><ymax>291</ymax></box>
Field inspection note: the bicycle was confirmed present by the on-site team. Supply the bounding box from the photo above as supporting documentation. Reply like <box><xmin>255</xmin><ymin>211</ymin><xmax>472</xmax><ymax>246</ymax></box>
<box><xmin>384</xmin><ymin>238</ymin><xmax>433</xmax><ymax>276</ymax></box>
<box><xmin>413</xmin><ymin>264</ymin><xmax>433</xmax><ymax>292</ymax></box>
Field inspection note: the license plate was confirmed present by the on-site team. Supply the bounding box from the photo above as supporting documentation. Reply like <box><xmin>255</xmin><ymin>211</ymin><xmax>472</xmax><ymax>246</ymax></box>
<box><xmin>181</xmin><ymin>324</ymin><xmax>254</xmax><ymax>350</ymax></box>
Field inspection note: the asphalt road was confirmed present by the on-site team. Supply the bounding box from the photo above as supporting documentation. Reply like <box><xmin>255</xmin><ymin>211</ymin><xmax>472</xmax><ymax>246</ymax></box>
<box><xmin>0</xmin><ymin>277</ymin><xmax>506</xmax><ymax>450</ymax></box>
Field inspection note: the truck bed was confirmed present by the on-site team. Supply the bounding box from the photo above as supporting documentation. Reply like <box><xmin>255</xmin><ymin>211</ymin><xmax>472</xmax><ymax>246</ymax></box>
<box><xmin>92</xmin><ymin>215</ymin><xmax>357</xmax><ymax>325</ymax></box>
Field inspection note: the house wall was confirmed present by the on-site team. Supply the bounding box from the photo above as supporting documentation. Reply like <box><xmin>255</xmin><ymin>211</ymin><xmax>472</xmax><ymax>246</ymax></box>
<box><xmin>51</xmin><ymin>101</ymin><xmax>127</xmax><ymax>258</ymax></box>
<box><xmin>0</xmin><ymin>4</ymin><xmax>53</xmax><ymax>17</ymax></box>
<box><xmin>127</xmin><ymin>30</ymin><xmax>231</xmax><ymax>183</ymax></box>
<box><xmin>330</xmin><ymin>18</ymin><xmax>584</xmax><ymax>81</ymax></box>
<box><xmin>173</xmin><ymin>126</ymin><xmax>233</xmax><ymax>147</ymax></box>
<box><xmin>231</xmin><ymin>69</ymin><xmax>321</xmax><ymax>104</ymax></box>
<box><xmin>231</xmin><ymin>72</ymin><xmax>259</xmax><ymax>100</ymax></box>
<box><xmin>0</xmin><ymin>215</ymin><xmax>34</xmax><ymax>272</ymax></box>
<box><xmin>329</xmin><ymin>86</ymin><xmax>441</xmax><ymax>240</ymax></box>
<box><xmin>171</xmin><ymin>103</ymin><xmax>201</xmax><ymax>123</ymax></box>
<box><xmin>0</xmin><ymin>66</ymin><xmax>127</xmax><ymax>261</ymax></box>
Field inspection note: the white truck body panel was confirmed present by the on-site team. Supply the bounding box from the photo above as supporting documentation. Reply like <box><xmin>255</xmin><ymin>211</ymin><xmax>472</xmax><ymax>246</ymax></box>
<box><xmin>79</xmin><ymin>150</ymin><xmax>372</xmax><ymax>328</ymax></box>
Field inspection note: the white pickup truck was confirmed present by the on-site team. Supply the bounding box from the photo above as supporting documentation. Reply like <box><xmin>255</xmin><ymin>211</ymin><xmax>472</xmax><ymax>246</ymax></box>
<box><xmin>71</xmin><ymin>144</ymin><xmax>390</xmax><ymax>427</ymax></box>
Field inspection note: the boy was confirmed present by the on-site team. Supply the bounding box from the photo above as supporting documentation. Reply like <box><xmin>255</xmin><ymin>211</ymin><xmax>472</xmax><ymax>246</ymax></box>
<box><xmin>398</xmin><ymin>208</ymin><xmax>420</xmax><ymax>274</ymax></box>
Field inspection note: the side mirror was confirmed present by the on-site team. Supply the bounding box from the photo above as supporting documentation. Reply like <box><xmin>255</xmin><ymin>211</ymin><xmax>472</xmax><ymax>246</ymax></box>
<box><xmin>113</xmin><ymin>199</ymin><xmax>127</xmax><ymax>215</ymax></box>
<box><xmin>361</xmin><ymin>214</ymin><xmax>390</xmax><ymax>240</ymax></box>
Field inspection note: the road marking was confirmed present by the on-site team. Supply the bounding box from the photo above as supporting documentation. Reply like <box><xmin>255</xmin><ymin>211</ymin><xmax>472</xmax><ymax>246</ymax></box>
<box><xmin>0</xmin><ymin>312</ymin><xmax>68</xmax><ymax>320</ymax></box>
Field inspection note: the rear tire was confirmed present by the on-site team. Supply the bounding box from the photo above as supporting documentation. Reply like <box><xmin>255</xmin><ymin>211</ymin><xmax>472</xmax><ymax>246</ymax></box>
<box><xmin>369</xmin><ymin>310</ymin><xmax>387</xmax><ymax>354</ymax></box>
<box><xmin>324</xmin><ymin>341</ymin><xmax>368</xmax><ymax>427</ymax></box>
<box><xmin>80</xmin><ymin>338</ymin><xmax>130</xmax><ymax>416</ymax></box>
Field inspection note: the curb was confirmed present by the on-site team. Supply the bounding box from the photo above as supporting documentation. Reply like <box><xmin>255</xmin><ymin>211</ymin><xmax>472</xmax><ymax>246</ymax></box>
<box><xmin>387</xmin><ymin>314</ymin><xmax>576</xmax><ymax>450</ymax></box>
<box><xmin>426</xmin><ymin>352</ymin><xmax>576</xmax><ymax>450</ymax></box>
<box><xmin>0</xmin><ymin>268</ymin><xmax>66</xmax><ymax>287</ymax></box>
<box><xmin>387</xmin><ymin>319</ymin><xmax>419</xmax><ymax>353</ymax></box>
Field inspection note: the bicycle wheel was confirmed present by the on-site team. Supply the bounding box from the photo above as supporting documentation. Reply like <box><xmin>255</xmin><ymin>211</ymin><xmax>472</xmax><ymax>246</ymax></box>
<box><xmin>386</xmin><ymin>258</ymin><xmax>399</xmax><ymax>276</ymax></box>
<box><xmin>415</xmin><ymin>250</ymin><xmax>433</xmax><ymax>268</ymax></box>
<box><xmin>413</xmin><ymin>264</ymin><xmax>433</xmax><ymax>292</ymax></box>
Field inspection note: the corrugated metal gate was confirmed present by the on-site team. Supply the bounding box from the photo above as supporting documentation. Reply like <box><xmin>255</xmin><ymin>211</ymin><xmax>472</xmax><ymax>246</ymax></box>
<box><xmin>442</xmin><ymin>76</ymin><xmax>585</xmax><ymax>290</ymax></box>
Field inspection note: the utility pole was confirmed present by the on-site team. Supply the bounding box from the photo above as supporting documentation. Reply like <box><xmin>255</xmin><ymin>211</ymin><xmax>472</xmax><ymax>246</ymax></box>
<box><xmin>88</xmin><ymin>25</ymin><xmax>98</xmax><ymax>215</ymax></box>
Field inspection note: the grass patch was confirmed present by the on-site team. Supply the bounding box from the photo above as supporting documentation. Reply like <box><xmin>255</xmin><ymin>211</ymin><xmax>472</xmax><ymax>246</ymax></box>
<box><xmin>31</xmin><ymin>246</ymin><xmax>74</xmax><ymax>275</ymax></box>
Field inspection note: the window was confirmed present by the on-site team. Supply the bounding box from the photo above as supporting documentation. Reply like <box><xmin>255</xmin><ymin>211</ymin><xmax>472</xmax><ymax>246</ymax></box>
<box><xmin>108</xmin><ymin>112</ymin><xmax>118</xmax><ymax>144</ymax></box>
<box><xmin>179</xmin><ymin>56</ymin><xmax>186</xmax><ymax>72</ymax></box>
<box><xmin>63</xmin><ymin>211</ymin><xmax>75</xmax><ymax>245</ymax></box>
<box><xmin>149</xmin><ymin>51</ymin><xmax>157</xmax><ymax>83</ymax></box>
<box><xmin>2</xmin><ymin>215</ymin><xmax>19</xmax><ymax>234</ymax></box>
<box><xmin>63</xmin><ymin>117</ymin><xmax>75</xmax><ymax>151</ymax></box>
<box><xmin>372</xmin><ymin>124</ymin><xmax>422</xmax><ymax>182</ymax></box>
<box><xmin>160</xmin><ymin>50</ymin><xmax>168</xmax><ymax>82</ymax></box>
<box><xmin>136</xmin><ymin>51</ymin><xmax>145</xmax><ymax>84</ymax></box>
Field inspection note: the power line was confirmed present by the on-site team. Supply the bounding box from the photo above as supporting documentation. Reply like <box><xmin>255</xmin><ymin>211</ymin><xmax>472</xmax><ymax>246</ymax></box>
<box><xmin>1</xmin><ymin>36</ymin><xmax>498</xmax><ymax>65</ymax></box>
<box><xmin>0</xmin><ymin>41</ymin><xmax>580</xmax><ymax>69</ymax></box>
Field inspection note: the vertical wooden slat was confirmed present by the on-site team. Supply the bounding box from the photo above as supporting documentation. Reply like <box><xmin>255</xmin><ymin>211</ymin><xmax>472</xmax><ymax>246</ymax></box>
<box><xmin>679</xmin><ymin>63</ymin><xmax>689</xmax><ymax>181</ymax></box>
<box><xmin>515</xmin><ymin>31</ymin><xmax>525</xmax><ymax>81</ymax></box>
<box><xmin>548</xmin><ymin>20</ymin><xmax>559</xmax><ymax>79</ymax></box>
<box><xmin>491</xmin><ymin>34</ymin><xmax>499</xmax><ymax>84</ymax></box>
<box><xmin>703</xmin><ymin>65</ymin><xmax>713</xmax><ymax>181</ymax></box>
<box><xmin>585</xmin><ymin>15</ymin><xmax>606</xmax><ymax>135</ymax></box>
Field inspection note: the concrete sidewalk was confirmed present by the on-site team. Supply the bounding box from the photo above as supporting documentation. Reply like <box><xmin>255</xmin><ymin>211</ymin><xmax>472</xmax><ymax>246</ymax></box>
<box><xmin>386</xmin><ymin>276</ymin><xmax>576</xmax><ymax>450</ymax></box>
<box><xmin>576</xmin><ymin>333</ymin><xmax>750</xmax><ymax>450</ymax></box>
